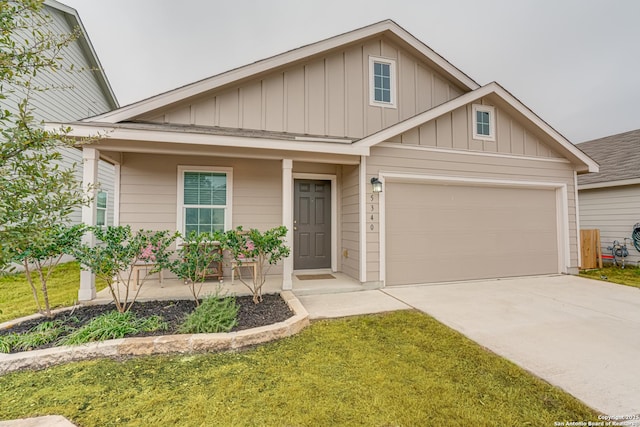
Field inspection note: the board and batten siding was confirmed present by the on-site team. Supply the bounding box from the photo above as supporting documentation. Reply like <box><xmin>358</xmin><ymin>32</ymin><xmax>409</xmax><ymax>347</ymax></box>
<box><xmin>137</xmin><ymin>36</ymin><xmax>466</xmax><ymax>139</ymax></box>
<box><xmin>392</xmin><ymin>100</ymin><xmax>563</xmax><ymax>159</ymax></box>
<box><xmin>366</xmin><ymin>145</ymin><xmax>579</xmax><ymax>282</ymax></box>
<box><xmin>579</xmin><ymin>185</ymin><xmax>640</xmax><ymax>266</ymax></box>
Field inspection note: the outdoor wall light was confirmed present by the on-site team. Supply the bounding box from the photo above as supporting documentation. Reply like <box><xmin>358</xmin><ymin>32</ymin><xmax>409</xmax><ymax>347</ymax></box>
<box><xmin>371</xmin><ymin>177</ymin><xmax>383</xmax><ymax>193</ymax></box>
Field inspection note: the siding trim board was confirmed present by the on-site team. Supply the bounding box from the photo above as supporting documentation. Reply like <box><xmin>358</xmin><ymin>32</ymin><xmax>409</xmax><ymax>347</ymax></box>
<box><xmin>378</xmin><ymin>142</ymin><xmax>571</xmax><ymax>164</ymax></box>
<box><xmin>377</xmin><ymin>172</ymin><xmax>570</xmax><ymax>285</ymax></box>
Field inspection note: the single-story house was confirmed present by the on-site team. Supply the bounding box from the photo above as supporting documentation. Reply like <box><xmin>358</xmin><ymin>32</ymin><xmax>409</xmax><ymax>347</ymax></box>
<box><xmin>577</xmin><ymin>129</ymin><xmax>640</xmax><ymax>266</ymax></box>
<box><xmin>48</xmin><ymin>20</ymin><xmax>597</xmax><ymax>300</ymax></box>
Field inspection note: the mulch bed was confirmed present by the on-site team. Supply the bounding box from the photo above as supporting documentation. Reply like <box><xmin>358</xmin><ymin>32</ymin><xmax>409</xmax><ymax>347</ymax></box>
<box><xmin>0</xmin><ymin>294</ymin><xmax>293</xmax><ymax>353</ymax></box>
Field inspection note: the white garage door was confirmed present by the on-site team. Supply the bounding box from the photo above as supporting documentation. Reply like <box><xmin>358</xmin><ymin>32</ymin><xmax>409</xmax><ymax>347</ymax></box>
<box><xmin>385</xmin><ymin>182</ymin><xmax>559</xmax><ymax>285</ymax></box>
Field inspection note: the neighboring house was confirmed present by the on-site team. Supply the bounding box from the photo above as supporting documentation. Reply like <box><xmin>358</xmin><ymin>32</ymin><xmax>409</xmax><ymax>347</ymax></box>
<box><xmin>577</xmin><ymin>129</ymin><xmax>640</xmax><ymax>266</ymax></box>
<box><xmin>6</xmin><ymin>0</ymin><xmax>119</xmax><ymax>230</ymax></box>
<box><xmin>50</xmin><ymin>20</ymin><xmax>597</xmax><ymax>300</ymax></box>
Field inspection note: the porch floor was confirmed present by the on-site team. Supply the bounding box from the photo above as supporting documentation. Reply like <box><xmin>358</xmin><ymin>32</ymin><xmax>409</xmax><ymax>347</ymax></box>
<box><xmin>92</xmin><ymin>271</ymin><xmax>373</xmax><ymax>304</ymax></box>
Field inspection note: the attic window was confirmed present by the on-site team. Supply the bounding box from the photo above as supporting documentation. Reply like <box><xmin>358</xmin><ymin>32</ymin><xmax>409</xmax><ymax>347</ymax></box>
<box><xmin>472</xmin><ymin>104</ymin><xmax>495</xmax><ymax>141</ymax></box>
<box><xmin>369</xmin><ymin>56</ymin><xmax>396</xmax><ymax>108</ymax></box>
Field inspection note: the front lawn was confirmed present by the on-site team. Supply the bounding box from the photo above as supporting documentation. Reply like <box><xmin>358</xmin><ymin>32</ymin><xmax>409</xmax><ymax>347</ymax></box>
<box><xmin>0</xmin><ymin>310</ymin><xmax>598</xmax><ymax>426</ymax></box>
<box><xmin>0</xmin><ymin>262</ymin><xmax>107</xmax><ymax>323</ymax></box>
<box><xmin>579</xmin><ymin>265</ymin><xmax>640</xmax><ymax>289</ymax></box>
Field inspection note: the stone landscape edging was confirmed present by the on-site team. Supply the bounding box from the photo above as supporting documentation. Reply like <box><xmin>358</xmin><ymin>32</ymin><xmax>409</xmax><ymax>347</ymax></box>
<box><xmin>0</xmin><ymin>291</ymin><xmax>309</xmax><ymax>374</ymax></box>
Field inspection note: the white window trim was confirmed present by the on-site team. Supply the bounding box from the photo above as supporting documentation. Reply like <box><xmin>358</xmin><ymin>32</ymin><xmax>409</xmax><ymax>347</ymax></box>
<box><xmin>176</xmin><ymin>166</ymin><xmax>233</xmax><ymax>239</ymax></box>
<box><xmin>472</xmin><ymin>104</ymin><xmax>496</xmax><ymax>141</ymax></box>
<box><xmin>96</xmin><ymin>190</ymin><xmax>108</xmax><ymax>227</ymax></box>
<box><xmin>369</xmin><ymin>56</ymin><xmax>397</xmax><ymax>108</ymax></box>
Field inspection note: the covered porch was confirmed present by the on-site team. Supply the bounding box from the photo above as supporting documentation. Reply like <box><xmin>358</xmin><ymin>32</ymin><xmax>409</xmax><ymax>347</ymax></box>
<box><xmin>63</xmin><ymin>121</ymin><xmax>378</xmax><ymax>302</ymax></box>
<box><xmin>92</xmin><ymin>271</ymin><xmax>374</xmax><ymax>304</ymax></box>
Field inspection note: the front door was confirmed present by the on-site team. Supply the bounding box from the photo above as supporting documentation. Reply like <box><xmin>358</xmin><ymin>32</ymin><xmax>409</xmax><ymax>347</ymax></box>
<box><xmin>294</xmin><ymin>179</ymin><xmax>331</xmax><ymax>270</ymax></box>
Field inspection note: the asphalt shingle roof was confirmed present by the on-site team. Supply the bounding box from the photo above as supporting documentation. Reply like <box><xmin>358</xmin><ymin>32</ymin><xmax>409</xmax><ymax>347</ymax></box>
<box><xmin>577</xmin><ymin>129</ymin><xmax>640</xmax><ymax>186</ymax></box>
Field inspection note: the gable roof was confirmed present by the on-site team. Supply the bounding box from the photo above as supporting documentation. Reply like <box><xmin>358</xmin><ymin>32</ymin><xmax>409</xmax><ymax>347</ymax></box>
<box><xmin>355</xmin><ymin>81</ymin><xmax>598</xmax><ymax>173</ymax></box>
<box><xmin>577</xmin><ymin>129</ymin><xmax>640</xmax><ymax>188</ymax></box>
<box><xmin>44</xmin><ymin>0</ymin><xmax>119</xmax><ymax>110</ymax></box>
<box><xmin>51</xmin><ymin>81</ymin><xmax>598</xmax><ymax>173</ymax></box>
<box><xmin>84</xmin><ymin>19</ymin><xmax>478</xmax><ymax>124</ymax></box>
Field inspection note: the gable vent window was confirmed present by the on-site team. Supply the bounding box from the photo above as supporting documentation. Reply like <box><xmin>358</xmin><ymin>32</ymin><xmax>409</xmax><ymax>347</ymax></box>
<box><xmin>472</xmin><ymin>104</ymin><xmax>496</xmax><ymax>141</ymax></box>
<box><xmin>369</xmin><ymin>56</ymin><xmax>396</xmax><ymax>108</ymax></box>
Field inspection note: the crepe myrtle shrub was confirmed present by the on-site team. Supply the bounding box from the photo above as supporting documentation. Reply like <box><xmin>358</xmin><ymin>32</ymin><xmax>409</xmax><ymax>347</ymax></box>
<box><xmin>223</xmin><ymin>226</ymin><xmax>290</xmax><ymax>304</ymax></box>
<box><xmin>0</xmin><ymin>0</ymin><xmax>89</xmax><ymax>271</ymax></box>
<box><xmin>167</xmin><ymin>231</ymin><xmax>225</xmax><ymax>306</ymax></box>
<box><xmin>72</xmin><ymin>225</ymin><xmax>177</xmax><ymax>313</ymax></box>
<box><xmin>7</xmin><ymin>224</ymin><xmax>85</xmax><ymax>318</ymax></box>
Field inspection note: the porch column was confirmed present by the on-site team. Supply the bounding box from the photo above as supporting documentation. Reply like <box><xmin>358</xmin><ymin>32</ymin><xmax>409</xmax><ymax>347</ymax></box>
<box><xmin>79</xmin><ymin>147</ymin><xmax>98</xmax><ymax>301</ymax></box>
<box><xmin>282</xmin><ymin>159</ymin><xmax>293</xmax><ymax>290</ymax></box>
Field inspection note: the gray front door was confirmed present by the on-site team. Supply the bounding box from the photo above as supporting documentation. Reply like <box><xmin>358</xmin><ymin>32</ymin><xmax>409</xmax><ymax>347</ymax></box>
<box><xmin>294</xmin><ymin>179</ymin><xmax>331</xmax><ymax>270</ymax></box>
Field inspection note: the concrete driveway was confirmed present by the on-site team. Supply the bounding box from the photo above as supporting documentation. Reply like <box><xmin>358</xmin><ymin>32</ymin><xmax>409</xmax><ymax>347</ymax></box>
<box><xmin>382</xmin><ymin>275</ymin><xmax>640</xmax><ymax>417</ymax></box>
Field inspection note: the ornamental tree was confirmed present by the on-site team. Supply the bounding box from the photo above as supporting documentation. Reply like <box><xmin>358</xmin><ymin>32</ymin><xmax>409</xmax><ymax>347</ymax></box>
<box><xmin>8</xmin><ymin>224</ymin><xmax>85</xmax><ymax>317</ymax></box>
<box><xmin>223</xmin><ymin>226</ymin><xmax>290</xmax><ymax>304</ymax></box>
<box><xmin>72</xmin><ymin>226</ymin><xmax>177</xmax><ymax>312</ymax></box>
<box><xmin>167</xmin><ymin>231</ymin><xmax>225</xmax><ymax>306</ymax></box>
<box><xmin>0</xmin><ymin>0</ymin><xmax>88</xmax><ymax>270</ymax></box>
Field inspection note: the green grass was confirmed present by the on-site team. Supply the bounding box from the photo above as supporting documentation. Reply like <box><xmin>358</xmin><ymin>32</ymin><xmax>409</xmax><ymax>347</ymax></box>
<box><xmin>579</xmin><ymin>264</ymin><xmax>640</xmax><ymax>289</ymax></box>
<box><xmin>0</xmin><ymin>262</ymin><xmax>107</xmax><ymax>323</ymax></box>
<box><xmin>0</xmin><ymin>311</ymin><xmax>598</xmax><ymax>426</ymax></box>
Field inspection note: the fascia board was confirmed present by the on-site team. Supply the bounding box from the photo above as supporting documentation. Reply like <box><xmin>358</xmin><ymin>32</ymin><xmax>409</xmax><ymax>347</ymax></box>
<box><xmin>89</xmin><ymin>20</ymin><xmax>477</xmax><ymax>124</ymax></box>
<box><xmin>44</xmin><ymin>122</ymin><xmax>370</xmax><ymax>156</ymax></box>
<box><xmin>355</xmin><ymin>82</ymin><xmax>599</xmax><ymax>174</ymax></box>
<box><xmin>578</xmin><ymin>178</ymin><xmax>640</xmax><ymax>190</ymax></box>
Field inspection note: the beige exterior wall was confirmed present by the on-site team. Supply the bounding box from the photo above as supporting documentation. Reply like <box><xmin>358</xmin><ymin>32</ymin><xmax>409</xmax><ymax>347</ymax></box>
<box><xmin>137</xmin><ymin>36</ymin><xmax>466</xmax><ymax>139</ymax></box>
<box><xmin>119</xmin><ymin>153</ymin><xmax>283</xmax><ymax>233</ymax></box>
<box><xmin>366</xmin><ymin>144</ymin><xmax>579</xmax><ymax>282</ymax></box>
<box><xmin>392</xmin><ymin>99</ymin><xmax>563</xmax><ymax>159</ymax></box>
<box><xmin>119</xmin><ymin>153</ymin><xmax>362</xmax><ymax>278</ymax></box>
<box><xmin>579</xmin><ymin>185</ymin><xmax>640</xmax><ymax>266</ymax></box>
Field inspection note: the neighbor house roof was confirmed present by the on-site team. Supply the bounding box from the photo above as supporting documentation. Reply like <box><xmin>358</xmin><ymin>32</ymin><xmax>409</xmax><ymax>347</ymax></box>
<box><xmin>45</xmin><ymin>0</ymin><xmax>119</xmax><ymax>110</ymax></box>
<box><xmin>577</xmin><ymin>129</ymin><xmax>640</xmax><ymax>189</ymax></box>
<box><xmin>83</xmin><ymin>19</ymin><xmax>478</xmax><ymax>123</ymax></box>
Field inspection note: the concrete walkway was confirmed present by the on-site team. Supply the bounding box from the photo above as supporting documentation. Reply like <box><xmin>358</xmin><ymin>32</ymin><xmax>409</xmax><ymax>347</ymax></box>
<box><xmin>300</xmin><ymin>274</ymin><xmax>640</xmax><ymax>417</ymax></box>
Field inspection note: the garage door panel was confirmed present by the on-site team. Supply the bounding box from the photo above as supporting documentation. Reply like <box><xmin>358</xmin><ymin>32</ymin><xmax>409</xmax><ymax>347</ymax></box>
<box><xmin>386</xmin><ymin>182</ymin><xmax>559</xmax><ymax>285</ymax></box>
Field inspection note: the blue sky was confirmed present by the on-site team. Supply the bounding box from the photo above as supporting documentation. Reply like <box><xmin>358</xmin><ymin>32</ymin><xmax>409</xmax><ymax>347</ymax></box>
<box><xmin>63</xmin><ymin>0</ymin><xmax>640</xmax><ymax>143</ymax></box>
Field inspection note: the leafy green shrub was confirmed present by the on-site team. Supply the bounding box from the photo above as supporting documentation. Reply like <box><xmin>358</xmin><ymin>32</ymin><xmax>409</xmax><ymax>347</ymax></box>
<box><xmin>179</xmin><ymin>294</ymin><xmax>238</xmax><ymax>334</ymax></box>
<box><xmin>7</xmin><ymin>224</ymin><xmax>86</xmax><ymax>317</ymax></box>
<box><xmin>60</xmin><ymin>311</ymin><xmax>167</xmax><ymax>345</ymax></box>
<box><xmin>0</xmin><ymin>334</ymin><xmax>16</xmax><ymax>353</ymax></box>
<box><xmin>0</xmin><ymin>318</ymin><xmax>72</xmax><ymax>353</ymax></box>
<box><xmin>73</xmin><ymin>226</ymin><xmax>177</xmax><ymax>312</ymax></box>
<box><xmin>168</xmin><ymin>231</ymin><xmax>225</xmax><ymax>306</ymax></box>
<box><xmin>223</xmin><ymin>226</ymin><xmax>290</xmax><ymax>304</ymax></box>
